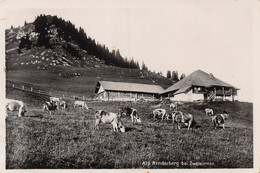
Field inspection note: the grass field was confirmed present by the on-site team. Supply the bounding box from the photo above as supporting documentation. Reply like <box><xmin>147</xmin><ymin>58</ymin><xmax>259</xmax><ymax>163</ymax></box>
<box><xmin>6</xmin><ymin>88</ymin><xmax>253</xmax><ymax>169</ymax></box>
<box><xmin>6</xmin><ymin>67</ymin><xmax>174</xmax><ymax>99</ymax></box>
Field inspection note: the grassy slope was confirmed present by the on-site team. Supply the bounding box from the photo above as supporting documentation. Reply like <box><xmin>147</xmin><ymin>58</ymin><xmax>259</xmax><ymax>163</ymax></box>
<box><xmin>6</xmin><ymin>88</ymin><xmax>253</xmax><ymax>169</ymax></box>
<box><xmin>6</xmin><ymin>67</ymin><xmax>174</xmax><ymax>98</ymax></box>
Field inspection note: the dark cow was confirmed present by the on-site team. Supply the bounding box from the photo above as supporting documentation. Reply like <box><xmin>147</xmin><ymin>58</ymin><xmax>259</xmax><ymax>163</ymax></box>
<box><xmin>121</xmin><ymin>107</ymin><xmax>141</xmax><ymax>123</ymax></box>
<box><xmin>95</xmin><ymin>110</ymin><xmax>125</xmax><ymax>132</ymax></box>
<box><xmin>169</xmin><ymin>103</ymin><xmax>178</xmax><ymax>111</ymax></box>
<box><xmin>43</xmin><ymin>101</ymin><xmax>57</xmax><ymax>114</ymax></box>
<box><xmin>212</xmin><ymin>110</ymin><xmax>229</xmax><ymax>129</ymax></box>
<box><xmin>171</xmin><ymin>111</ymin><xmax>183</xmax><ymax>129</ymax></box>
<box><xmin>205</xmin><ymin>108</ymin><xmax>214</xmax><ymax>116</ymax></box>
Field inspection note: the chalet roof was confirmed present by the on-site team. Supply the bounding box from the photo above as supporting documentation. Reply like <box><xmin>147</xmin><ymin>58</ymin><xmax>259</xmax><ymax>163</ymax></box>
<box><xmin>161</xmin><ymin>69</ymin><xmax>239</xmax><ymax>95</ymax></box>
<box><xmin>174</xmin><ymin>85</ymin><xmax>192</xmax><ymax>95</ymax></box>
<box><xmin>97</xmin><ymin>81</ymin><xmax>164</xmax><ymax>94</ymax></box>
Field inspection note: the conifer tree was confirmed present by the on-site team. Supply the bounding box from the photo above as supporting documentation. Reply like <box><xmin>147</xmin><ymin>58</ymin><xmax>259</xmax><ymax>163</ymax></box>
<box><xmin>180</xmin><ymin>73</ymin><xmax>186</xmax><ymax>80</ymax></box>
<box><xmin>172</xmin><ymin>71</ymin><xmax>179</xmax><ymax>81</ymax></box>
<box><xmin>166</xmin><ymin>70</ymin><xmax>171</xmax><ymax>78</ymax></box>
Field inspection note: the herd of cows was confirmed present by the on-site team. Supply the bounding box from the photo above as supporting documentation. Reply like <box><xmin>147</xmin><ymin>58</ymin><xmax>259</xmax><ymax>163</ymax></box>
<box><xmin>43</xmin><ymin>97</ymin><xmax>89</xmax><ymax>113</ymax></box>
<box><xmin>6</xmin><ymin>97</ymin><xmax>230</xmax><ymax>132</ymax></box>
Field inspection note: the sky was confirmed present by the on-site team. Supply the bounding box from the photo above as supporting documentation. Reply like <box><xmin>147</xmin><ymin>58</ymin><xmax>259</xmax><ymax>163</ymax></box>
<box><xmin>2</xmin><ymin>0</ymin><xmax>257</xmax><ymax>102</ymax></box>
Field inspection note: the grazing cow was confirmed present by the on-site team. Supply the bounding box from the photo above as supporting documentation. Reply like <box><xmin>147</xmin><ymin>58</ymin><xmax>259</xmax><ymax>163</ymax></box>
<box><xmin>153</xmin><ymin>108</ymin><xmax>168</xmax><ymax>120</ymax></box>
<box><xmin>212</xmin><ymin>110</ymin><xmax>229</xmax><ymax>129</ymax></box>
<box><xmin>172</xmin><ymin>111</ymin><xmax>196</xmax><ymax>130</ymax></box>
<box><xmin>172</xmin><ymin>111</ymin><xmax>183</xmax><ymax>129</ymax></box>
<box><xmin>6</xmin><ymin>99</ymin><xmax>27</xmax><ymax>117</ymax></box>
<box><xmin>43</xmin><ymin>101</ymin><xmax>57</xmax><ymax>114</ymax></box>
<box><xmin>49</xmin><ymin>97</ymin><xmax>62</xmax><ymax>110</ymax></box>
<box><xmin>181</xmin><ymin>113</ymin><xmax>196</xmax><ymax>130</ymax></box>
<box><xmin>59</xmin><ymin>100</ymin><xmax>67</xmax><ymax>110</ymax></box>
<box><xmin>205</xmin><ymin>108</ymin><xmax>214</xmax><ymax>116</ymax></box>
<box><xmin>120</xmin><ymin>107</ymin><xmax>141</xmax><ymax>123</ymax></box>
<box><xmin>50</xmin><ymin>97</ymin><xmax>61</xmax><ymax>102</ymax></box>
<box><xmin>169</xmin><ymin>103</ymin><xmax>178</xmax><ymax>111</ymax></box>
<box><xmin>95</xmin><ymin>110</ymin><xmax>125</xmax><ymax>132</ymax></box>
<box><xmin>74</xmin><ymin>100</ymin><xmax>88</xmax><ymax>109</ymax></box>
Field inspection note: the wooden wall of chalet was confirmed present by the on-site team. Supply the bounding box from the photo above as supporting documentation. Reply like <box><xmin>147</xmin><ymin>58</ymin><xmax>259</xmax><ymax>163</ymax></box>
<box><xmin>96</xmin><ymin>90</ymin><xmax>159</xmax><ymax>101</ymax></box>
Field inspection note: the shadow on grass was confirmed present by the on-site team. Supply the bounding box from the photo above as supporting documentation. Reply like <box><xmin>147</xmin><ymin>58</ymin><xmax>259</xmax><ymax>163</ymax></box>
<box><xmin>125</xmin><ymin>127</ymin><xmax>136</xmax><ymax>132</ymax></box>
<box><xmin>215</xmin><ymin>126</ymin><xmax>231</xmax><ymax>129</ymax></box>
<box><xmin>25</xmin><ymin>114</ymin><xmax>44</xmax><ymax>118</ymax></box>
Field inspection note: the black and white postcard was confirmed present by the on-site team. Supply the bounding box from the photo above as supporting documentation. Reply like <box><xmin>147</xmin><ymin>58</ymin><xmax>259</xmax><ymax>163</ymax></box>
<box><xmin>1</xmin><ymin>0</ymin><xmax>259</xmax><ymax>172</ymax></box>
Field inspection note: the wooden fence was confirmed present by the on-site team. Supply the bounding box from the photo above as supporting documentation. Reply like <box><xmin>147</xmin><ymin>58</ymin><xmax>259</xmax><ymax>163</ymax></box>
<box><xmin>6</xmin><ymin>80</ymin><xmax>92</xmax><ymax>101</ymax></box>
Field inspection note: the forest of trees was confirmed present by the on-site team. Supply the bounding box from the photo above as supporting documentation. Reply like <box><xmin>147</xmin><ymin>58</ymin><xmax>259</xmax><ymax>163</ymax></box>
<box><xmin>33</xmin><ymin>15</ymin><xmax>140</xmax><ymax>69</ymax></box>
<box><xmin>21</xmin><ymin>15</ymin><xmax>187</xmax><ymax>78</ymax></box>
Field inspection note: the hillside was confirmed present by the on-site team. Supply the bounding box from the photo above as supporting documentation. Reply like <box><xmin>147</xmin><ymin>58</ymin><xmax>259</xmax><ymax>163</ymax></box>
<box><xmin>6</xmin><ymin>15</ymin><xmax>140</xmax><ymax>70</ymax></box>
<box><xmin>6</xmin><ymin>22</ymin><xmax>106</xmax><ymax>70</ymax></box>
<box><xmin>5</xmin><ymin>15</ymin><xmax>174</xmax><ymax>98</ymax></box>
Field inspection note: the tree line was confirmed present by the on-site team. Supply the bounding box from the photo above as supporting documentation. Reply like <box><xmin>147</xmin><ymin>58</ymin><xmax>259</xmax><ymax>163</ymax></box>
<box><xmin>166</xmin><ymin>70</ymin><xmax>185</xmax><ymax>82</ymax></box>
<box><xmin>33</xmin><ymin>15</ymin><xmax>141</xmax><ymax>69</ymax></box>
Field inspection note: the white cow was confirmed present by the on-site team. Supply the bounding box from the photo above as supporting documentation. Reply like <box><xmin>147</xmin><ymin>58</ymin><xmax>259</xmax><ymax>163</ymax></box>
<box><xmin>6</xmin><ymin>99</ymin><xmax>27</xmax><ymax>117</ymax></box>
<box><xmin>59</xmin><ymin>100</ymin><xmax>67</xmax><ymax>110</ymax></box>
<box><xmin>172</xmin><ymin>111</ymin><xmax>196</xmax><ymax>130</ymax></box>
<box><xmin>153</xmin><ymin>108</ymin><xmax>167</xmax><ymax>120</ymax></box>
<box><xmin>50</xmin><ymin>97</ymin><xmax>61</xmax><ymax>102</ymax></box>
<box><xmin>74</xmin><ymin>100</ymin><xmax>88</xmax><ymax>109</ymax></box>
<box><xmin>95</xmin><ymin>110</ymin><xmax>125</xmax><ymax>132</ymax></box>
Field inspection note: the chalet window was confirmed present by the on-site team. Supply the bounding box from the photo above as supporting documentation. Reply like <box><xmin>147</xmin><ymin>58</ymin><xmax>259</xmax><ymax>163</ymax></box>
<box><xmin>193</xmin><ymin>87</ymin><xmax>198</xmax><ymax>93</ymax></box>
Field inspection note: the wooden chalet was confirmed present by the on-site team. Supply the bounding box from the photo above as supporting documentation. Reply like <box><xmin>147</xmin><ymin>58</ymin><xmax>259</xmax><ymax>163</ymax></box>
<box><xmin>160</xmin><ymin>70</ymin><xmax>239</xmax><ymax>102</ymax></box>
<box><xmin>94</xmin><ymin>81</ymin><xmax>164</xmax><ymax>101</ymax></box>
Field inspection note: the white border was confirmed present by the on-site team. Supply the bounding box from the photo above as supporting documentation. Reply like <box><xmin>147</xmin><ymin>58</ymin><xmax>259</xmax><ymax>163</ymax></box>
<box><xmin>1</xmin><ymin>0</ymin><xmax>259</xmax><ymax>172</ymax></box>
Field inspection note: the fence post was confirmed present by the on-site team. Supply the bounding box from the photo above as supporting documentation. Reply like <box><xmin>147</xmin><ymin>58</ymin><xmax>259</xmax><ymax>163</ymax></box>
<box><xmin>22</xmin><ymin>85</ymin><xmax>25</xmax><ymax>90</ymax></box>
<box><xmin>12</xmin><ymin>84</ymin><xmax>14</xmax><ymax>88</ymax></box>
<box><xmin>31</xmin><ymin>87</ymin><xmax>33</xmax><ymax>92</ymax></box>
<box><xmin>73</xmin><ymin>95</ymin><xmax>75</xmax><ymax>100</ymax></box>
